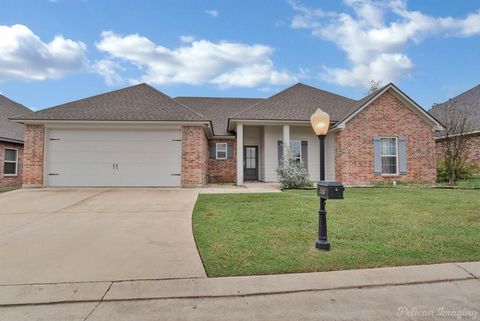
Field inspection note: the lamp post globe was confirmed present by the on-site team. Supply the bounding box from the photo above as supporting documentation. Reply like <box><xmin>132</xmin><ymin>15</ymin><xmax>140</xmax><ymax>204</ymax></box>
<box><xmin>310</xmin><ymin>108</ymin><xmax>331</xmax><ymax>251</ymax></box>
<box><xmin>310</xmin><ymin>108</ymin><xmax>330</xmax><ymax>136</ymax></box>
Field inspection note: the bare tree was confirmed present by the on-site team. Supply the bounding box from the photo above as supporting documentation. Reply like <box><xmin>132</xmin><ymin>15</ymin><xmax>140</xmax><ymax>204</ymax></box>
<box><xmin>436</xmin><ymin>104</ymin><xmax>475</xmax><ymax>185</ymax></box>
<box><xmin>366</xmin><ymin>80</ymin><xmax>383</xmax><ymax>95</ymax></box>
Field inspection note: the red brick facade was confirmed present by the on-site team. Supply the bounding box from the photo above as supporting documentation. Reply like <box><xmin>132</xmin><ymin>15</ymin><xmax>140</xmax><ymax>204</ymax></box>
<box><xmin>436</xmin><ymin>133</ymin><xmax>480</xmax><ymax>173</ymax></box>
<box><xmin>207</xmin><ymin>139</ymin><xmax>236</xmax><ymax>183</ymax></box>
<box><xmin>22</xmin><ymin>124</ymin><xmax>45</xmax><ymax>187</ymax></box>
<box><xmin>0</xmin><ymin>142</ymin><xmax>24</xmax><ymax>188</ymax></box>
<box><xmin>335</xmin><ymin>90</ymin><xmax>437</xmax><ymax>185</ymax></box>
<box><xmin>19</xmin><ymin>91</ymin><xmax>439</xmax><ymax>188</ymax></box>
<box><xmin>181</xmin><ymin>125</ymin><xmax>208</xmax><ymax>187</ymax></box>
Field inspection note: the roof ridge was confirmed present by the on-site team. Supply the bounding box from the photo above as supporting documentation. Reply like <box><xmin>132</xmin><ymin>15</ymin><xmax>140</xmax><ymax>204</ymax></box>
<box><xmin>433</xmin><ymin>83</ymin><xmax>480</xmax><ymax>108</ymax></box>
<box><xmin>295</xmin><ymin>82</ymin><xmax>356</xmax><ymax>102</ymax></box>
<box><xmin>175</xmin><ymin>96</ymin><xmax>263</xmax><ymax>100</ymax></box>
<box><xmin>0</xmin><ymin>94</ymin><xmax>30</xmax><ymax>111</ymax></box>
<box><xmin>230</xmin><ymin>82</ymin><xmax>356</xmax><ymax>119</ymax></box>
<box><xmin>23</xmin><ymin>83</ymin><xmax>150</xmax><ymax>115</ymax></box>
<box><xmin>229</xmin><ymin>83</ymin><xmax>302</xmax><ymax>118</ymax></box>
<box><xmin>139</xmin><ymin>83</ymin><xmax>208</xmax><ymax>120</ymax></box>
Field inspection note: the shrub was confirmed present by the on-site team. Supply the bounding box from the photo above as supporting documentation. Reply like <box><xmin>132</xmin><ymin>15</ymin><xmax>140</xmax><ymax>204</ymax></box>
<box><xmin>437</xmin><ymin>161</ymin><xmax>477</xmax><ymax>183</ymax></box>
<box><xmin>276</xmin><ymin>152</ymin><xmax>313</xmax><ymax>189</ymax></box>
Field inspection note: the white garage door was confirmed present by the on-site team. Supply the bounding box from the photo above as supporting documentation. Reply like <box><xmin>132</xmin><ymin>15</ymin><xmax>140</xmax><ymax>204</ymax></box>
<box><xmin>45</xmin><ymin>128</ymin><xmax>182</xmax><ymax>187</ymax></box>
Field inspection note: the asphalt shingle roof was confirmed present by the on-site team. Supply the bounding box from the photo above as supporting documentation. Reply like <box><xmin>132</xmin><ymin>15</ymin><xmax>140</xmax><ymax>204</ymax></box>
<box><xmin>0</xmin><ymin>95</ymin><xmax>32</xmax><ymax>142</ymax></box>
<box><xmin>429</xmin><ymin>84</ymin><xmax>480</xmax><ymax>131</ymax></box>
<box><xmin>10</xmin><ymin>82</ymin><xmax>430</xmax><ymax>138</ymax></box>
<box><xmin>174</xmin><ymin>96</ymin><xmax>262</xmax><ymax>135</ymax></box>
<box><xmin>231</xmin><ymin>83</ymin><xmax>357</xmax><ymax>122</ymax></box>
<box><xmin>13</xmin><ymin>83</ymin><xmax>207</xmax><ymax>122</ymax></box>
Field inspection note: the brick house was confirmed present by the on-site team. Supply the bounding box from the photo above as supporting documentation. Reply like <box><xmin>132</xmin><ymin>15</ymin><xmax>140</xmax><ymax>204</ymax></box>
<box><xmin>12</xmin><ymin>82</ymin><xmax>442</xmax><ymax>188</ymax></box>
<box><xmin>0</xmin><ymin>95</ymin><xmax>31</xmax><ymax>188</ymax></box>
<box><xmin>429</xmin><ymin>84</ymin><xmax>480</xmax><ymax>172</ymax></box>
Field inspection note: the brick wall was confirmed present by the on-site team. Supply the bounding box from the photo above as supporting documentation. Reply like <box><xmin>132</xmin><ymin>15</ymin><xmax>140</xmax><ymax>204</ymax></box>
<box><xmin>0</xmin><ymin>142</ymin><xmax>24</xmax><ymax>188</ymax></box>
<box><xmin>22</xmin><ymin>124</ymin><xmax>45</xmax><ymax>187</ymax></box>
<box><xmin>335</xmin><ymin>90</ymin><xmax>437</xmax><ymax>185</ymax></box>
<box><xmin>207</xmin><ymin>139</ymin><xmax>236</xmax><ymax>183</ymax></box>
<box><xmin>181</xmin><ymin>125</ymin><xmax>208</xmax><ymax>187</ymax></box>
<box><xmin>436</xmin><ymin>133</ymin><xmax>480</xmax><ymax>173</ymax></box>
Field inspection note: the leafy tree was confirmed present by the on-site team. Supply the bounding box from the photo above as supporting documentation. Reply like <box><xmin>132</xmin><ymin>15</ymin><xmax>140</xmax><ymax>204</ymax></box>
<box><xmin>435</xmin><ymin>105</ymin><xmax>476</xmax><ymax>185</ymax></box>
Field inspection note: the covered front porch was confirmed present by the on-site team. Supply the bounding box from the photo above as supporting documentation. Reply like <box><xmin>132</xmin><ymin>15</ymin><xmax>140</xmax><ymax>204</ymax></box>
<box><xmin>234</xmin><ymin>122</ymin><xmax>336</xmax><ymax>185</ymax></box>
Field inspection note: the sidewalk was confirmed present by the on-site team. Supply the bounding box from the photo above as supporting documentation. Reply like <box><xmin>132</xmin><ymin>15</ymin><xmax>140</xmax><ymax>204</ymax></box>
<box><xmin>0</xmin><ymin>262</ymin><xmax>478</xmax><ymax>306</ymax></box>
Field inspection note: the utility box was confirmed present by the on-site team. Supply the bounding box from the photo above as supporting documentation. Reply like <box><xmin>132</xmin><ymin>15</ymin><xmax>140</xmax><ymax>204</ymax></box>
<box><xmin>317</xmin><ymin>181</ymin><xmax>344</xmax><ymax>200</ymax></box>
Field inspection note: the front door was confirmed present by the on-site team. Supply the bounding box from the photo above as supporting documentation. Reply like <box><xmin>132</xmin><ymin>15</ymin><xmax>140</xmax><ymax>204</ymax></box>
<box><xmin>244</xmin><ymin>146</ymin><xmax>258</xmax><ymax>180</ymax></box>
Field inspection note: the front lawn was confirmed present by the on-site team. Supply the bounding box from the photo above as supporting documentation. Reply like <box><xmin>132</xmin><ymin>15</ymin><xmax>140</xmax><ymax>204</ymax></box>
<box><xmin>457</xmin><ymin>177</ymin><xmax>480</xmax><ymax>188</ymax></box>
<box><xmin>192</xmin><ymin>188</ymin><xmax>480</xmax><ymax>277</ymax></box>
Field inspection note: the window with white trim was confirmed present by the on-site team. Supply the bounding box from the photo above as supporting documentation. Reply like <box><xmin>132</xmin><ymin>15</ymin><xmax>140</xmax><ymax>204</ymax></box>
<box><xmin>4</xmin><ymin>148</ymin><xmax>18</xmax><ymax>176</ymax></box>
<box><xmin>216</xmin><ymin>143</ymin><xmax>227</xmax><ymax>160</ymax></box>
<box><xmin>380</xmin><ymin>137</ymin><xmax>398</xmax><ymax>175</ymax></box>
<box><xmin>290</xmin><ymin>141</ymin><xmax>302</xmax><ymax>163</ymax></box>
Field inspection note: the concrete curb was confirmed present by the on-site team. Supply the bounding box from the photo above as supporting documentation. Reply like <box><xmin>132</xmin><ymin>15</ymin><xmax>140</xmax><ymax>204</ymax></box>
<box><xmin>0</xmin><ymin>262</ymin><xmax>478</xmax><ymax>306</ymax></box>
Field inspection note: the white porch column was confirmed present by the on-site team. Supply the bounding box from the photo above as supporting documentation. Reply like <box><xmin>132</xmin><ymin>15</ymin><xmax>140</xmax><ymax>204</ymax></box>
<box><xmin>283</xmin><ymin>124</ymin><xmax>290</xmax><ymax>157</ymax></box>
<box><xmin>236</xmin><ymin>122</ymin><xmax>244</xmax><ymax>185</ymax></box>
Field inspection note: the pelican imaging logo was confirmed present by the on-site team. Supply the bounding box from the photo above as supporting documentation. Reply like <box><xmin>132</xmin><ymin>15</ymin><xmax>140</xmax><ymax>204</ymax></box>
<box><xmin>397</xmin><ymin>306</ymin><xmax>478</xmax><ymax>320</ymax></box>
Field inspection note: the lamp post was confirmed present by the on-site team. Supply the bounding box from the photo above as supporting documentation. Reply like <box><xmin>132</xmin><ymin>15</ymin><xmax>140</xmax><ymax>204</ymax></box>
<box><xmin>310</xmin><ymin>108</ymin><xmax>331</xmax><ymax>251</ymax></box>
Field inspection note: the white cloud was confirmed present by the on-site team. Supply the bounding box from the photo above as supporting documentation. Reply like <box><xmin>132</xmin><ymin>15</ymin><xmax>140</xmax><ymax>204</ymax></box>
<box><xmin>205</xmin><ymin>9</ymin><xmax>219</xmax><ymax>17</ymax></box>
<box><xmin>291</xmin><ymin>0</ymin><xmax>480</xmax><ymax>88</ymax></box>
<box><xmin>0</xmin><ymin>24</ymin><xmax>87</xmax><ymax>81</ymax></box>
<box><xmin>95</xmin><ymin>31</ymin><xmax>297</xmax><ymax>88</ymax></box>
<box><xmin>180</xmin><ymin>35</ymin><xmax>195</xmax><ymax>43</ymax></box>
<box><xmin>91</xmin><ymin>59</ymin><xmax>124</xmax><ymax>85</ymax></box>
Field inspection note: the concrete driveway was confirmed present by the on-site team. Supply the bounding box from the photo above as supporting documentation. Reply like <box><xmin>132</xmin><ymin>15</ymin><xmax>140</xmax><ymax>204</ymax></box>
<box><xmin>0</xmin><ymin>188</ymin><xmax>206</xmax><ymax>285</ymax></box>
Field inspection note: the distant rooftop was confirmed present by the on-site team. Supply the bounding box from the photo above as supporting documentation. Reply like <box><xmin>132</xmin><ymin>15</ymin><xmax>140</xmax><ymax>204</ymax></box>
<box><xmin>429</xmin><ymin>84</ymin><xmax>480</xmax><ymax>132</ymax></box>
<box><xmin>0</xmin><ymin>95</ymin><xmax>32</xmax><ymax>143</ymax></box>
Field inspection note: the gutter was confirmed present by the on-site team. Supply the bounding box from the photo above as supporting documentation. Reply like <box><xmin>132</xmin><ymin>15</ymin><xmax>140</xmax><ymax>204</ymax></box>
<box><xmin>0</xmin><ymin>136</ymin><xmax>24</xmax><ymax>145</ymax></box>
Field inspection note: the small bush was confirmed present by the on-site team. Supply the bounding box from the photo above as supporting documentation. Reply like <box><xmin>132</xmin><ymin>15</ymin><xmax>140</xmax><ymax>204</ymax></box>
<box><xmin>276</xmin><ymin>152</ymin><xmax>313</xmax><ymax>189</ymax></box>
<box><xmin>437</xmin><ymin>161</ymin><xmax>477</xmax><ymax>183</ymax></box>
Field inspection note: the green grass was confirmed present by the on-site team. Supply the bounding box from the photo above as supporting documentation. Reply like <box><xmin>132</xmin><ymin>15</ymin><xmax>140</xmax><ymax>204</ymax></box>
<box><xmin>456</xmin><ymin>178</ymin><xmax>480</xmax><ymax>188</ymax></box>
<box><xmin>192</xmin><ymin>188</ymin><xmax>480</xmax><ymax>277</ymax></box>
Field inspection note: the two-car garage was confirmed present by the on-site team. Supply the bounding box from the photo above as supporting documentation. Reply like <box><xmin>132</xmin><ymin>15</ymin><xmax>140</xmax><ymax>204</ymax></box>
<box><xmin>44</xmin><ymin>127</ymin><xmax>182</xmax><ymax>187</ymax></box>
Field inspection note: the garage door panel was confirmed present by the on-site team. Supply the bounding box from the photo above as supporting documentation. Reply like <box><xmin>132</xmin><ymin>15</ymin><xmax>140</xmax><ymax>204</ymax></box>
<box><xmin>48</xmin><ymin>150</ymin><xmax>180</xmax><ymax>163</ymax></box>
<box><xmin>46</xmin><ymin>128</ymin><xmax>182</xmax><ymax>187</ymax></box>
<box><xmin>49</xmin><ymin>129</ymin><xmax>181</xmax><ymax>140</ymax></box>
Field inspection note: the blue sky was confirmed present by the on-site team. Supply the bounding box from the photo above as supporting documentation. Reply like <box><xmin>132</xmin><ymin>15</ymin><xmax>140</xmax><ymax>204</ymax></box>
<box><xmin>0</xmin><ymin>0</ymin><xmax>479</xmax><ymax>111</ymax></box>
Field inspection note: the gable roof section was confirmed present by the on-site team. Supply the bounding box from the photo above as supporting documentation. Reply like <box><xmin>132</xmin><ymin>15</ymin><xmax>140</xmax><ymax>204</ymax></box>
<box><xmin>333</xmin><ymin>83</ymin><xmax>443</xmax><ymax>130</ymax></box>
<box><xmin>0</xmin><ymin>95</ymin><xmax>32</xmax><ymax>143</ymax></box>
<box><xmin>12</xmin><ymin>84</ymin><xmax>208</xmax><ymax>123</ymax></box>
<box><xmin>231</xmin><ymin>83</ymin><xmax>357</xmax><ymax>122</ymax></box>
<box><xmin>429</xmin><ymin>84</ymin><xmax>480</xmax><ymax>132</ymax></box>
<box><xmin>174</xmin><ymin>96</ymin><xmax>262</xmax><ymax>135</ymax></box>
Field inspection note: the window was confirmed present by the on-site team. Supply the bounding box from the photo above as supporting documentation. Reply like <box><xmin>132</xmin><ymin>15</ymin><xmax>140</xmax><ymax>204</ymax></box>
<box><xmin>4</xmin><ymin>148</ymin><xmax>18</xmax><ymax>176</ymax></box>
<box><xmin>216</xmin><ymin>143</ymin><xmax>227</xmax><ymax>160</ymax></box>
<box><xmin>380</xmin><ymin>138</ymin><xmax>398</xmax><ymax>175</ymax></box>
<box><xmin>290</xmin><ymin>141</ymin><xmax>302</xmax><ymax>162</ymax></box>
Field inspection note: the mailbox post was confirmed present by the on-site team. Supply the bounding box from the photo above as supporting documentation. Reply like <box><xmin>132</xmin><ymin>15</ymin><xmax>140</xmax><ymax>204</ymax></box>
<box><xmin>310</xmin><ymin>109</ymin><xmax>345</xmax><ymax>251</ymax></box>
<box><xmin>316</xmin><ymin>182</ymin><xmax>344</xmax><ymax>250</ymax></box>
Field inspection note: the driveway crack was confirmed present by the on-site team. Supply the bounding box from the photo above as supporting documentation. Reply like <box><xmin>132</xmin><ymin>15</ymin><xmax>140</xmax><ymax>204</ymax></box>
<box><xmin>454</xmin><ymin>263</ymin><xmax>479</xmax><ymax>280</ymax></box>
<box><xmin>56</xmin><ymin>189</ymin><xmax>111</xmax><ymax>213</ymax></box>
<box><xmin>82</xmin><ymin>281</ymin><xmax>113</xmax><ymax>321</ymax></box>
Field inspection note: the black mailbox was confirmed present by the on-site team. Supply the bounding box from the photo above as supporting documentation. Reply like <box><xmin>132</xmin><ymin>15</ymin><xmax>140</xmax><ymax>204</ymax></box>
<box><xmin>317</xmin><ymin>181</ymin><xmax>344</xmax><ymax>200</ymax></box>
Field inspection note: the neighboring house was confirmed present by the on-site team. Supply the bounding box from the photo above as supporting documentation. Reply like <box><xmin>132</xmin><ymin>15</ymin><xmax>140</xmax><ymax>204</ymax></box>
<box><xmin>12</xmin><ymin>83</ymin><xmax>442</xmax><ymax>188</ymax></box>
<box><xmin>0</xmin><ymin>95</ymin><xmax>32</xmax><ymax>187</ymax></box>
<box><xmin>429</xmin><ymin>84</ymin><xmax>480</xmax><ymax>170</ymax></box>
